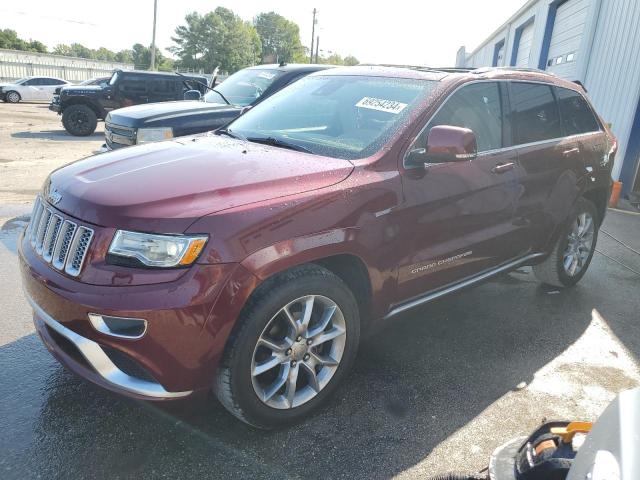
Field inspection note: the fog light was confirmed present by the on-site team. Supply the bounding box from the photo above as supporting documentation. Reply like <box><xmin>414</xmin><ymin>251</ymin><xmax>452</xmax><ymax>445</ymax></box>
<box><xmin>88</xmin><ymin>314</ymin><xmax>147</xmax><ymax>339</ymax></box>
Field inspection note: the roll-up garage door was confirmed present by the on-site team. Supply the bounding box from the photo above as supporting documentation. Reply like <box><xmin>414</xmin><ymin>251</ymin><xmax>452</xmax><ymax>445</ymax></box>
<box><xmin>515</xmin><ymin>22</ymin><xmax>535</xmax><ymax>67</ymax></box>
<box><xmin>546</xmin><ymin>0</ymin><xmax>588</xmax><ymax>79</ymax></box>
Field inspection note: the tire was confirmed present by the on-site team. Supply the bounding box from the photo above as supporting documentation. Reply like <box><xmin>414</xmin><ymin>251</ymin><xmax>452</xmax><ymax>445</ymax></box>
<box><xmin>533</xmin><ymin>197</ymin><xmax>599</xmax><ymax>288</ymax></box>
<box><xmin>62</xmin><ymin>104</ymin><xmax>98</xmax><ymax>136</ymax></box>
<box><xmin>215</xmin><ymin>264</ymin><xmax>360</xmax><ymax>429</ymax></box>
<box><xmin>5</xmin><ymin>91</ymin><xmax>21</xmax><ymax>103</ymax></box>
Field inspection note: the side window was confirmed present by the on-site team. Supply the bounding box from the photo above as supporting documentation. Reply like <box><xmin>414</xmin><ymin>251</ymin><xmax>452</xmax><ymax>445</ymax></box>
<box><xmin>25</xmin><ymin>78</ymin><xmax>43</xmax><ymax>86</ymax></box>
<box><xmin>149</xmin><ymin>79</ymin><xmax>177</xmax><ymax>94</ymax></box>
<box><xmin>119</xmin><ymin>77</ymin><xmax>148</xmax><ymax>95</ymax></box>
<box><xmin>556</xmin><ymin>87</ymin><xmax>600</xmax><ymax>135</ymax></box>
<box><xmin>510</xmin><ymin>82</ymin><xmax>561</xmax><ymax>145</ymax></box>
<box><xmin>421</xmin><ymin>82</ymin><xmax>503</xmax><ymax>153</ymax></box>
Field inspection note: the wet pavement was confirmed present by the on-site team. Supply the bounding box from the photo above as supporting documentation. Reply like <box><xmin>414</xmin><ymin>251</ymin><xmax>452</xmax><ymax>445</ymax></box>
<box><xmin>1</xmin><ymin>207</ymin><xmax>639</xmax><ymax>479</ymax></box>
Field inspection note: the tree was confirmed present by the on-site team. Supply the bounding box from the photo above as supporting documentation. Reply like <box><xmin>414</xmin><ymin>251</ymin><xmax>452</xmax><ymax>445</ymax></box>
<box><xmin>171</xmin><ymin>8</ymin><xmax>261</xmax><ymax>73</ymax></box>
<box><xmin>343</xmin><ymin>55</ymin><xmax>359</xmax><ymax>66</ymax></box>
<box><xmin>254</xmin><ymin>12</ymin><xmax>304</xmax><ymax>64</ymax></box>
<box><xmin>53</xmin><ymin>43</ymin><xmax>94</xmax><ymax>59</ymax></box>
<box><xmin>0</xmin><ymin>29</ymin><xmax>47</xmax><ymax>52</ymax></box>
<box><xmin>115</xmin><ymin>50</ymin><xmax>134</xmax><ymax>64</ymax></box>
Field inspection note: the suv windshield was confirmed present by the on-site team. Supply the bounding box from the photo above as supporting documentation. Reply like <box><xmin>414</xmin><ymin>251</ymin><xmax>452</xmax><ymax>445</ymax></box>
<box><xmin>228</xmin><ymin>75</ymin><xmax>437</xmax><ymax>160</ymax></box>
<box><xmin>204</xmin><ymin>68</ymin><xmax>283</xmax><ymax>106</ymax></box>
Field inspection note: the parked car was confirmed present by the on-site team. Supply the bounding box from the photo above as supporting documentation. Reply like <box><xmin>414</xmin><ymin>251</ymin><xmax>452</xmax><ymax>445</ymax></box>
<box><xmin>50</xmin><ymin>70</ymin><xmax>208</xmax><ymax>137</ymax></box>
<box><xmin>102</xmin><ymin>64</ymin><xmax>333</xmax><ymax>150</ymax></box>
<box><xmin>0</xmin><ymin>76</ymin><xmax>70</xmax><ymax>103</ymax></box>
<box><xmin>20</xmin><ymin>66</ymin><xmax>615</xmax><ymax>428</ymax></box>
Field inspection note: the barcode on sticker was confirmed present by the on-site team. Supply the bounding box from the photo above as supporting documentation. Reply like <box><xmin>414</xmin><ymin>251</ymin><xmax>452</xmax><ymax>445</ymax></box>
<box><xmin>355</xmin><ymin>97</ymin><xmax>408</xmax><ymax>114</ymax></box>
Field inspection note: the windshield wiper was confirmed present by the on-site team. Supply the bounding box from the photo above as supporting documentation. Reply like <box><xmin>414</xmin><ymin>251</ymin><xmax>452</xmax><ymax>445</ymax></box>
<box><xmin>215</xmin><ymin>128</ymin><xmax>247</xmax><ymax>141</ymax></box>
<box><xmin>209</xmin><ymin>89</ymin><xmax>232</xmax><ymax>106</ymax></box>
<box><xmin>174</xmin><ymin>71</ymin><xmax>232</xmax><ymax>105</ymax></box>
<box><xmin>246</xmin><ymin>136</ymin><xmax>312</xmax><ymax>154</ymax></box>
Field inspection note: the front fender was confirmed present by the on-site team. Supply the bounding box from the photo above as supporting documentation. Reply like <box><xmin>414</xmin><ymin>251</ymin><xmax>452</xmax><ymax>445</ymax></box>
<box><xmin>240</xmin><ymin>227</ymin><xmax>363</xmax><ymax>280</ymax></box>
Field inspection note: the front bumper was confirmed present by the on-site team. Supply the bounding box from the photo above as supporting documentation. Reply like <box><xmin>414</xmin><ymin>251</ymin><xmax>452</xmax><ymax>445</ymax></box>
<box><xmin>49</xmin><ymin>103</ymin><xmax>60</xmax><ymax>112</ymax></box>
<box><xmin>29</xmin><ymin>294</ymin><xmax>192</xmax><ymax>399</ymax></box>
<box><xmin>19</xmin><ymin>230</ymin><xmax>257</xmax><ymax>399</ymax></box>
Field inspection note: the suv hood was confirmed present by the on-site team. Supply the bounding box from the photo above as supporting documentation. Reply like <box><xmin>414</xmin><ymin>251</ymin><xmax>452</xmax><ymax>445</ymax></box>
<box><xmin>48</xmin><ymin>135</ymin><xmax>354</xmax><ymax>233</ymax></box>
<box><xmin>60</xmin><ymin>85</ymin><xmax>103</xmax><ymax>96</ymax></box>
<box><xmin>107</xmin><ymin>101</ymin><xmax>240</xmax><ymax>128</ymax></box>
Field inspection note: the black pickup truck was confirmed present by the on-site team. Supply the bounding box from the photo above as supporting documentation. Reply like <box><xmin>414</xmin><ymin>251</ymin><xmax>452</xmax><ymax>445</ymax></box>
<box><xmin>50</xmin><ymin>70</ymin><xmax>207</xmax><ymax>136</ymax></box>
<box><xmin>103</xmin><ymin>64</ymin><xmax>333</xmax><ymax>150</ymax></box>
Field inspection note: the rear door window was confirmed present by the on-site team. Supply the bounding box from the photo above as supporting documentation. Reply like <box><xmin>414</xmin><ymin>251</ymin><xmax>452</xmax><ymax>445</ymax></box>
<box><xmin>422</xmin><ymin>81</ymin><xmax>504</xmax><ymax>153</ymax></box>
<box><xmin>119</xmin><ymin>76</ymin><xmax>148</xmax><ymax>95</ymax></box>
<box><xmin>555</xmin><ymin>87</ymin><xmax>600</xmax><ymax>135</ymax></box>
<box><xmin>509</xmin><ymin>82</ymin><xmax>561</xmax><ymax>145</ymax></box>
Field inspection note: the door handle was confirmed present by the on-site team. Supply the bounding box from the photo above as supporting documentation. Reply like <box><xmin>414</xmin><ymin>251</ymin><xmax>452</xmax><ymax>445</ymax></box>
<box><xmin>491</xmin><ymin>162</ymin><xmax>515</xmax><ymax>174</ymax></box>
<box><xmin>563</xmin><ymin>147</ymin><xmax>580</xmax><ymax>157</ymax></box>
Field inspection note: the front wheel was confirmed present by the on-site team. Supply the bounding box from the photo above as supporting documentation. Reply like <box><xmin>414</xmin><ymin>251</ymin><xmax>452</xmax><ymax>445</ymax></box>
<box><xmin>5</xmin><ymin>91</ymin><xmax>21</xmax><ymax>103</ymax></box>
<box><xmin>62</xmin><ymin>104</ymin><xmax>97</xmax><ymax>136</ymax></box>
<box><xmin>215</xmin><ymin>265</ymin><xmax>360</xmax><ymax>428</ymax></box>
<box><xmin>533</xmin><ymin>197</ymin><xmax>599</xmax><ymax>288</ymax></box>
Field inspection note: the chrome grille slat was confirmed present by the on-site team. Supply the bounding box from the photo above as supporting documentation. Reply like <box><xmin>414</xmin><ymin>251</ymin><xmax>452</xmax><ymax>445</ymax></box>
<box><xmin>52</xmin><ymin>221</ymin><xmax>77</xmax><ymax>271</ymax></box>
<box><xmin>29</xmin><ymin>198</ymin><xmax>44</xmax><ymax>246</ymax></box>
<box><xmin>27</xmin><ymin>196</ymin><xmax>94</xmax><ymax>277</ymax></box>
<box><xmin>65</xmin><ymin>227</ymin><xmax>94</xmax><ymax>277</ymax></box>
<box><xmin>35</xmin><ymin>209</ymin><xmax>53</xmax><ymax>254</ymax></box>
<box><xmin>42</xmin><ymin>215</ymin><xmax>63</xmax><ymax>262</ymax></box>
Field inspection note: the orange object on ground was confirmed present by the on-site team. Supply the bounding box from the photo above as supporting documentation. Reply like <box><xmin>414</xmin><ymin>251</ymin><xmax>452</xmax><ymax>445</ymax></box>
<box><xmin>550</xmin><ymin>421</ymin><xmax>593</xmax><ymax>443</ymax></box>
<box><xmin>609</xmin><ymin>181</ymin><xmax>623</xmax><ymax>207</ymax></box>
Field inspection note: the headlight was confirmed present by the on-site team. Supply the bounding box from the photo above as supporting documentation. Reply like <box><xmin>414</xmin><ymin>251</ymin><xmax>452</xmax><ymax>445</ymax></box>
<box><xmin>136</xmin><ymin>127</ymin><xmax>173</xmax><ymax>144</ymax></box>
<box><xmin>108</xmin><ymin>230</ymin><xmax>208</xmax><ymax>267</ymax></box>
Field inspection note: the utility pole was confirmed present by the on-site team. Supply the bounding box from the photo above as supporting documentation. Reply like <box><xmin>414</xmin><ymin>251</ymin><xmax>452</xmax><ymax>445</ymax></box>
<box><xmin>310</xmin><ymin>8</ymin><xmax>317</xmax><ymax>64</ymax></box>
<box><xmin>315</xmin><ymin>36</ymin><xmax>320</xmax><ymax>64</ymax></box>
<box><xmin>150</xmin><ymin>0</ymin><xmax>158</xmax><ymax>70</ymax></box>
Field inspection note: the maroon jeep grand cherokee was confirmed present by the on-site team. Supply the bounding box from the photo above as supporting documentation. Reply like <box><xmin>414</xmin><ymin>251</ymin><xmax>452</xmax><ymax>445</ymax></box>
<box><xmin>20</xmin><ymin>66</ymin><xmax>616</xmax><ymax>428</ymax></box>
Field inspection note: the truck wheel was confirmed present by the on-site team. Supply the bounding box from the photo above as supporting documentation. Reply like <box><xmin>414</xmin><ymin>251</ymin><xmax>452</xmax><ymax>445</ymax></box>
<box><xmin>62</xmin><ymin>104</ymin><xmax>97</xmax><ymax>136</ymax></box>
<box><xmin>215</xmin><ymin>264</ymin><xmax>360</xmax><ymax>429</ymax></box>
<box><xmin>5</xmin><ymin>91</ymin><xmax>21</xmax><ymax>103</ymax></box>
<box><xmin>533</xmin><ymin>197</ymin><xmax>599</xmax><ymax>288</ymax></box>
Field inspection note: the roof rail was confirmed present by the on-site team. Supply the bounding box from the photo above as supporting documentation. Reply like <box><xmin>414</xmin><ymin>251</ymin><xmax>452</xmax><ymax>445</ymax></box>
<box><xmin>358</xmin><ymin>63</ymin><xmax>475</xmax><ymax>73</ymax></box>
<box><xmin>472</xmin><ymin>66</ymin><xmax>557</xmax><ymax>76</ymax></box>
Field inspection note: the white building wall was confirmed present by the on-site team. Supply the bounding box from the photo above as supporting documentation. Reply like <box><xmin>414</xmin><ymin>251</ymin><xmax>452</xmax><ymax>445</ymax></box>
<box><xmin>459</xmin><ymin>0</ymin><xmax>640</xmax><ymax>182</ymax></box>
<box><xmin>582</xmin><ymin>0</ymin><xmax>640</xmax><ymax>180</ymax></box>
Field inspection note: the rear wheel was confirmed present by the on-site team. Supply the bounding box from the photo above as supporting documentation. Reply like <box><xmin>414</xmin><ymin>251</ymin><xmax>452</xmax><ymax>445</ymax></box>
<box><xmin>215</xmin><ymin>265</ymin><xmax>360</xmax><ymax>428</ymax></box>
<box><xmin>6</xmin><ymin>91</ymin><xmax>21</xmax><ymax>103</ymax></box>
<box><xmin>533</xmin><ymin>197</ymin><xmax>598</xmax><ymax>288</ymax></box>
<box><xmin>62</xmin><ymin>104</ymin><xmax>97</xmax><ymax>136</ymax></box>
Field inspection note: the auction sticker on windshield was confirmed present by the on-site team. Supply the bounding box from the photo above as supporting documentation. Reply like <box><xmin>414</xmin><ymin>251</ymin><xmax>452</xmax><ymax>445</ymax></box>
<box><xmin>355</xmin><ymin>97</ymin><xmax>408</xmax><ymax>114</ymax></box>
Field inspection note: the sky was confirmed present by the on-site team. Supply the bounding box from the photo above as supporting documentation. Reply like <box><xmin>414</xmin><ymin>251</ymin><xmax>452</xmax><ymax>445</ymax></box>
<box><xmin>1</xmin><ymin>0</ymin><xmax>523</xmax><ymax>67</ymax></box>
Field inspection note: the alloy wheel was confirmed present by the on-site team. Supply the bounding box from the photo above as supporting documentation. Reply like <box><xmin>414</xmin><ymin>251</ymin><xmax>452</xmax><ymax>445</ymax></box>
<box><xmin>563</xmin><ymin>211</ymin><xmax>595</xmax><ymax>276</ymax></box>
<box><xmin>251</xmin><ymin>295</ymin><xmax>346</xmax><ymax>409</ymax></box>
<box><xmin>7</xmin><ymin>92</ymin><xmax>20</xmax><ymax>103</ymax></box>
<box><xmin>68</xmin><ymin>110</ymin><xmax>92</xmax><ymax>134</ymax></box>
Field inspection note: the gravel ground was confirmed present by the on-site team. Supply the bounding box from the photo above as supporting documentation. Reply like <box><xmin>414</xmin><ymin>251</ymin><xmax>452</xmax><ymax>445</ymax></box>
<box><xmin>1</xmin><ymin>102</ymin><xmax>639</xmax><ymax>479</ymax></box>
<box><xmin>0</xmin><ymin>102</ymin><xmax>104</xmax><ymax>204</ymax></box>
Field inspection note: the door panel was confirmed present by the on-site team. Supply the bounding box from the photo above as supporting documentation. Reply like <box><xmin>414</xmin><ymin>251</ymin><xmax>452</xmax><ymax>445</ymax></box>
<box><xmin>395</xmin><ymin>150</ymin><xmax>523</xmax><ymax>302</ymax></box>
<box><xmin>393</xmin><ymin>81</ymin><xmax>524</xmax><ymax>304</ymax></box>
<box><xmin>509</xmin><ymin>82</ymin><xmax>585</xmax><ymax>251</ymax></box>
<box><xmin>513</xmin><ymin>138</ymin><xmax>583</xmax><ymax>251</ymax></box>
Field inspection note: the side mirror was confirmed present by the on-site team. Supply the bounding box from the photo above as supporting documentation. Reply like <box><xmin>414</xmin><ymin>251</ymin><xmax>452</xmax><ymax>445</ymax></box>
<box><xmin>184</xmin><ymin>89</ymin><xmax>202</xmax><ymax>101</ymax></box>
<box><xmin>425</xmin><ymin>125</ymin><xmax>477</xmax><ymax>163</ymax></box>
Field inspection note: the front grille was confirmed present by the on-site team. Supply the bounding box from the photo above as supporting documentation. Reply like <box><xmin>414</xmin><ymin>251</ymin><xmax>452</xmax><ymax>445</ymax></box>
<box><xmin>28</xmin><ymin>196</ymin><xmax>94</xmax><ymax>277</ymax></box>
<box><xmin>105</xmin><ymin>121</ymin><xmax>136</xmax><ymax>147</ymax></box>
